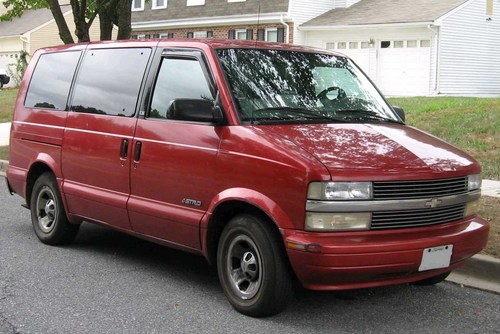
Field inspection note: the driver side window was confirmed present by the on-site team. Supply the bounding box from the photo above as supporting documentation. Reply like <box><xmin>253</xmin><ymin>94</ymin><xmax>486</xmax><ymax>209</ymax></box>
<box><xmin>149</xmin><ymin>57</ymin><xmax>214</xmax><ymax>119</ymax></box>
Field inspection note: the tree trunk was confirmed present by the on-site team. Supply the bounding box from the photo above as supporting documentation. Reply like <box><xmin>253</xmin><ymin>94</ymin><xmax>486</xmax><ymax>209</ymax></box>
<box><xmin>116</xmin><ymin>0</ymin><xmax>132</xmax><ymax>40</ymax></box>
<box><xmin>70</xmin><ymin>0</ymin><xmax>90</xmax><ymax>42</ymax></box>
<box><xmin>46</xmin><ymin>0</ymin><xmax>74</xmax><ymax>44</ymax></box>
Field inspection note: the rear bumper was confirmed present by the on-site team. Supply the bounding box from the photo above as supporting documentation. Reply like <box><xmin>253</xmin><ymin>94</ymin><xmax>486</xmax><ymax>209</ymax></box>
<box><xmin>284</xmin><ymin>216</ymin><xmax>489</xmax><ymax>290</ymax></box>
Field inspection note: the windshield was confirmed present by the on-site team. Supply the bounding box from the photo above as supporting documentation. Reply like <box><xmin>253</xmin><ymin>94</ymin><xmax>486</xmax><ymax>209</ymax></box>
<box><xmin>217</xmin><ymin>48</ymin><xmax>401</xmax><ymax>124</ymax></box>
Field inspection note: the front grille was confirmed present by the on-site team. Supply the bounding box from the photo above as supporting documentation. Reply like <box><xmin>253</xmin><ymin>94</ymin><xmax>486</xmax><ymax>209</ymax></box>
<box><xmin>373</xmin><ymin>177</ymin><xmax>468</xmax><ymax>200</ymax></box>
<box><xmin>371</xmin><ymin>203</ymin><xmax>466</xmax><ymax>230</ymax></box>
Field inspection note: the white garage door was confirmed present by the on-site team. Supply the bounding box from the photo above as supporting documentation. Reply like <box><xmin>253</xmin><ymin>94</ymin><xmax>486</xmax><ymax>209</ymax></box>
<box><xmin>377</xmin><ymin>40</ymin><xmax>431</xmax><ymax>96</ymax></box>
<box><xmin>326</xmin><ymin>41</ymin><xmax>371</xmax><ymax>74</ymax></box>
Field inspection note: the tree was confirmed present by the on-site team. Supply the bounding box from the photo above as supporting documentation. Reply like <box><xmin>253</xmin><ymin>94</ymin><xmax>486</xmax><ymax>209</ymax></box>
<box><xmin>0</xmin><ymin>0</ymin><xmax>132</xmax><ymax>44</ymax></box>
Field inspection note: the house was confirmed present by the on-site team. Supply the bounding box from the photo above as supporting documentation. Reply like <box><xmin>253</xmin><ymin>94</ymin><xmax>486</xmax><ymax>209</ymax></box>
<box><xmin>0</xmin><ymin>3</ymin><xmax>111</xmax><ymax>87</ymax></box>
<box><xmin>300</xmin><ymin>0</ymin><xmax>500</xmax><ymax>96</ymax></box>
<box><xmin>131</xmin><ymin>0</ymin><xmax>337</xmax><ymax>44</ymax></box>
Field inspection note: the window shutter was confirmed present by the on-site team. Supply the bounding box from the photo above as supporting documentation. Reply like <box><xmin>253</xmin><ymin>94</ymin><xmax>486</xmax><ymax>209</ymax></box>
<box><xmin>277</xmin><ymin>28</ymin><xmax>285</xmax><ymax>43</ymax></box>
<box><xmin>187</xmin><ymin>32</ymin><xmax>194</xmax><ymax>38</ymax></box>
<box><xmin>207</xmin><ymin>31</ymin><xmax>214</xmax><ymax>38</ymax></box>
<box><xmin>228</xmin><ymin>29</ymin><xmax>236</xmax><ymax>39</ymax></box>
<box><xmin>246</xmin><ymin>29</ymin><xmax>253</xmax><ymax>40</ymax></box>
<box><xmin>257</xmin><ymin>29</ymin><xmax>265</xmax><ymax>41</ymax></box>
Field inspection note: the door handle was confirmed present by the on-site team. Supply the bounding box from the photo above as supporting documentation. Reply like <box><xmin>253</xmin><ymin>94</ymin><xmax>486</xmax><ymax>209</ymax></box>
<box><xmin>120</xmin><ymin>139</ymin><xmax>129</xmax><ymax>158</ymax></box>
<box><xmin>134</xmin><ymin>141</ymin><xmax>142</xmax><ymax>162</ymax></box>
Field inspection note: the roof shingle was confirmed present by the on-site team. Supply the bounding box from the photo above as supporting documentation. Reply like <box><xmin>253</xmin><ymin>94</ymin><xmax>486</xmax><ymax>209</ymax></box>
<box><xmin>132</xmin><ymin>0</ymin><xmax>289</xmax><ymax>23</ymax></box>
<box><xmin>0</xmin><ymin>5</ymin><xmax>72</xmax><ymax>37</ymax></box>
<box><xmin>301</xmin><ymin>0</ymin><xmax>468</xmax><ymax>27</ymax></box>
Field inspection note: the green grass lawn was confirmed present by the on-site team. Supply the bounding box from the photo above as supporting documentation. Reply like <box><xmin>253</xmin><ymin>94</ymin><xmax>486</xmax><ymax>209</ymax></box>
<box><xmin>0</xmin><ymin>88</ymin><xmax>17</xmax><ymax>123</ymax></box>
<box><xmin>389</xmin><ymin>97</ymin><xmax>500</xmax><ymax>180</ymax></box>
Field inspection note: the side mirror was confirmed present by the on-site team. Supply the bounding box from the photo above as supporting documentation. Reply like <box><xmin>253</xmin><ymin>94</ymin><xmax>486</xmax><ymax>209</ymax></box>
<box><xmin>168</xmin><ymin>99</ymin><xmax>224</xmax><ymax>123</ymax></box>
<box><xmin>392</xmin><ymin>106</ymin><xmax>405</xmax><ymax>122</ymax></box>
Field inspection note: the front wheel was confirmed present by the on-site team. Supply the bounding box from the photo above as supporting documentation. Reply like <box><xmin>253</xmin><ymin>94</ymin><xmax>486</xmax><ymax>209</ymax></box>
<box><xmin>217</xmin><ymin>214</ymin><xmax>293</xmax><ymax>317</ymax></box>
<box><xmin>30</xmin><ymin>172</ymin><xmax>80</xmax><ymax>245</ymax></box>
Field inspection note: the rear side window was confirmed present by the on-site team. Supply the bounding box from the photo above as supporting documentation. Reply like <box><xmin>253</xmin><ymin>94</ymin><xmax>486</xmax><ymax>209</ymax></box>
<box><xmin>71</xmin><ymin>48</ymin><xmax>151</xmax><ymax>117</ymax></box>
<box><xmin>24</xmin><ymin>51</ymin><xmax>81</xmax><ymax>110</ymax></box>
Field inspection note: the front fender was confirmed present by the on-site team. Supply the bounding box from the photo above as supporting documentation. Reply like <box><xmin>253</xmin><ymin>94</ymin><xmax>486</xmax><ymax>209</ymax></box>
<box><xmin>201</xmin><ymin>187</ymin><xmax>296</xmax><ymax>231</ymax></box>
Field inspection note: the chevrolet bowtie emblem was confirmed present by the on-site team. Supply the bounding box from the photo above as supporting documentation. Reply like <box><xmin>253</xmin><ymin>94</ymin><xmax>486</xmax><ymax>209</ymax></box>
<box><xmin>425</xmin><ymin>198</ymin><xmax>442</xmax><ymax>208</ymax></box>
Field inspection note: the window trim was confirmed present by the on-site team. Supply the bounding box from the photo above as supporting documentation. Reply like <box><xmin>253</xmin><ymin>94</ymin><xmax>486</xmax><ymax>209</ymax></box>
<box><xmin>265</xmin><ymin>28</ymin><xmax>278</xmax><ymax>42</ymax></box>
<box><xmin>152</xmin><ymin>0</ymin><xmax>167</xmax><ymax>10</ymax></box>
<box><xmin>186</xmin><ymin>0</ymin><xmax>205</xmax><ymax>6</ymax></box>
<box><xmin>131</xmin><ymin>0</ymin><xmax>145</xmax><ymax>11</ymax></box>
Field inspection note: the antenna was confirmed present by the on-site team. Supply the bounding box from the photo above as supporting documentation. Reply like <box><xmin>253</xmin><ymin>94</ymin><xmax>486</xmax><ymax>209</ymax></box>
<box><xmin>254</xmin><ymin>1</ymin><xmax>261</xmax><ymax>48</ymax></box>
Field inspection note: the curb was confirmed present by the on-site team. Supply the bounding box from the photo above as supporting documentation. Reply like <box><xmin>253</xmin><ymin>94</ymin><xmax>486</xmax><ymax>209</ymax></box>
<box><xmin>447</xmin><ymin>254</ymin><xmax>500</xmax><ymax>294</ymax></box>
<box><xmin>0</xmin><ymin>158</ymin><xmax>499</xmax><ymax>294</ymax></box>
<box><xmin>0</xmin><ymin>159</ymin><xmax>7</xmax><ymax>178</ymax></box>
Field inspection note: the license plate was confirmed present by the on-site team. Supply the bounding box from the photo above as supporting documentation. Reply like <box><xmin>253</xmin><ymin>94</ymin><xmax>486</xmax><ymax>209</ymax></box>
<box><xmin>418</xmin><ymin>245</ymin><xmax>453</xmax><ymax>271</ymax></box>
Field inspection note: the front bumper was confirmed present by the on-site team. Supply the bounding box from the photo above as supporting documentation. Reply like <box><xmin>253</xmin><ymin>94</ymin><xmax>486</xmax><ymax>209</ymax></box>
<box><xmin>284</xmin><ymin>215</ymin><xmax>489</xmax><ymax>290</ymax></box>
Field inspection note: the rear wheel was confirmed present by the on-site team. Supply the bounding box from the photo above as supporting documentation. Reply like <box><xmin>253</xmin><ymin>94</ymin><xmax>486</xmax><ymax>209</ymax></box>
<box><xmin>412</xmin><ymin>271</ymin><xmax>451</xmax><ymax>286</ymax></box>
<box><xmin>30</xmin><ymin>172</ymin><xmax>79</xmax><ymax>245</ymax></box>
<box><xmin>217</xmin><ymin>214</ymin><xmax>293</xmax><ymax>317</ymax></box>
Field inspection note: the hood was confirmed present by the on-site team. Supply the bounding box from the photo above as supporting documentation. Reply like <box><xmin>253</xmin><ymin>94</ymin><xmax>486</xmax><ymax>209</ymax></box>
<box><xmin>261</xmin><ymin>123</ymin><xmax>479</xmax><ymax>180</ymax></box>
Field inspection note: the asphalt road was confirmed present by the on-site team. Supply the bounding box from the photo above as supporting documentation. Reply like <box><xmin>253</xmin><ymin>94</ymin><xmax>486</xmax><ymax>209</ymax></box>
<box><xmin>1</xmin><ymin>183</ymin><xmax>499</xmax><ymax>334</ymax></box>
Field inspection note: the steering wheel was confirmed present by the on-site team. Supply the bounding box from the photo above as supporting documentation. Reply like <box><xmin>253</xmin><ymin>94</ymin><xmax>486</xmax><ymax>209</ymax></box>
<box><xmin>317</xmin><ymin>86</ymin><xmax>346</xmax><ymax>106</ymax></box>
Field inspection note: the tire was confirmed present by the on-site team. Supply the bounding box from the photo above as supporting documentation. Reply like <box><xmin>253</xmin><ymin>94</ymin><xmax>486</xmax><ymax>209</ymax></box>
<box><xmin>412</xmin><ymin>271</ymin><xmax>451</xmax><ymax>286</ymax></box>
<box><xmin>30</xmin><ymin>172</ymin><xmax>79</xmax><ymax>245</ymax></box>
<box><xmin>217</xmin><ymin>214</ymin><xmax>293</xmax><ymax>317</ymax></box>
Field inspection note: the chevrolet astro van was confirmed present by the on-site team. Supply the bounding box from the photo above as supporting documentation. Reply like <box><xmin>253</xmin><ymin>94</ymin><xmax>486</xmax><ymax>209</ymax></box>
<box><xmin>6</xmin><ymin>40</ymin><xmax>489</xmax><ymax>317</ymax></box>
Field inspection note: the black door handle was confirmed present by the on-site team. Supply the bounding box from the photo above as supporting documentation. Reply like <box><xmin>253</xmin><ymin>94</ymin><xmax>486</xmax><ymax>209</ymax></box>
<box><xmin>134</xmin><ymin>141</ymin><xmax>142</xmax><ymax>162</ymax></box>
<box><xmin>120</xmin><ymin>139</ymin><xmax>129</xmax><ymax>158</ymax></box>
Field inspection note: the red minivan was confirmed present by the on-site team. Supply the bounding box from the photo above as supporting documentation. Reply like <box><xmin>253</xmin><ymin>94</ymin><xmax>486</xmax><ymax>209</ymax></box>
<box><xmin>6</xmin><ymin>40</ymin><xmax>489</xmax><ymax>317</ymax></box>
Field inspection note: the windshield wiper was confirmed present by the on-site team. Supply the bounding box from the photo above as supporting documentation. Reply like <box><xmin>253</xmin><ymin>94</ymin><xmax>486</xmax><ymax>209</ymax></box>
<box><xmin>336</xmin><ymin>109</ymin><xmax>403</xmax><ymax>123</ymax></box>
<box><xmin>253</xmin><ymin>107</ymin><xmax>324</xmax><ymax>119</ymax></box>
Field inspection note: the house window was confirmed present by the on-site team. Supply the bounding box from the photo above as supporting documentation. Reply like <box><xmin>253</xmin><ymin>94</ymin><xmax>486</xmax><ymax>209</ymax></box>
<box><xmin>325</xmin><ymin>42</ymin><xmax>335</xmax><ymax>49</ymax></box>
<box><xmin>235</xmin><ymin>29</ymin><xmax>247</xmax><ymax>40</ymax></box>
<box><xmin>266</xmin><ymin>29</ymin><xmax>278</xmax><ymax>42</ymax></box>
<box><xmin>337</xmin><ymin>42</ymin><xmax>346</xmax><ymax>49</ymax></box>
<box><xmin>160</xmin><ymin>33</ymin><xmax>174</xmax><ymax>38</ymax></box>
<box><xmin>152</xmin><ymin>0</ymin><xmax>167</xmax><ymax>9</ymax></box>
<box><xmin>132</xmin><ymin>0</ymin><xmax>144</xmax><ymax>11</ymax></box>
<box><xmin>187</xmin><ymin>32</ymin><xmax>194</xmax><ymax>38</ymax></box>
<box><xmin>394</xmin><ymin>41</ymin><xmax>404</xmax><ymax>48</ymax></box>
<box><xmin>420</xmin><ymin>40</ymin><xmax>431</xmax><ymax>47</ymax></box>
<box><xmin>349</xmin><ymin>42</ymin><xmax>358</xmax><ymax>49</ymax></box>
<box><xmin>381</xmin><ymin>41</ymin><xmax>391</xmax><ymax>48</ymax></box>
<box><xmin>361</xmin><ymin>41</ymin><xmax>370</xmax><ymax>48</ymax></box>
<box><xmin>153</xmin><ymin>34</ymin><xmax>160</xmax><ymax>39</ymax></box>
<box><xmin>137</xmin><ymin>34</ymin><xmax>146</xmax><ymax>40</ymax></box>
<box><xmin>193</xmin><ymin>31</ymin><xmax>208</xmax><ymax>38</ymax></box>
<box><xmin>187</xmin><ymin>0</ymin><xmax>205</xmax><ymax>6</ymax></box>
<box><xmin>407</xmin><ymin>40</ymin><xmax>417</xmax><ymax>48</ymax></box>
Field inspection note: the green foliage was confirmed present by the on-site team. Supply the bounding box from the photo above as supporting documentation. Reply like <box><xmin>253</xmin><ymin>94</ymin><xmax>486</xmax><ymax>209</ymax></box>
<box><xmin>0</xmin><ymin>0</ymin><xmax>48</xmax><ymax>21</ymax></box>
<box><xmin>6</xmin><ymin>51</ymin><xmax>29</xmax><ymax>87</ymax></box>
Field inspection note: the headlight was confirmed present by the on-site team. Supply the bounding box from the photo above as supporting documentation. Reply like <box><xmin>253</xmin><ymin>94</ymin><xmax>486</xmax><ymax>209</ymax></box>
<box><xmin>308</xmin><ymin>182</ymin><xmax>373</xmax><ymax>200</ymax></box>
<box><xmin>306</xmin><ymin>212</ymin><xmax>371</xmax><ymax>231</ymax></box>
<box><xmin>468</xmin><ymin>174</ymin><xmax>481</xmax><ymax>191</ymax></box>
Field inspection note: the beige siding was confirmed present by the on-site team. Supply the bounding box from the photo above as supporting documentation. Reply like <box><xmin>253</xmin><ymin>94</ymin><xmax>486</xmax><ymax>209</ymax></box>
<box><xmin>29</xmin><ymin>12</ymin><xmax>117</xmax><ymax>54</ymax></box>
